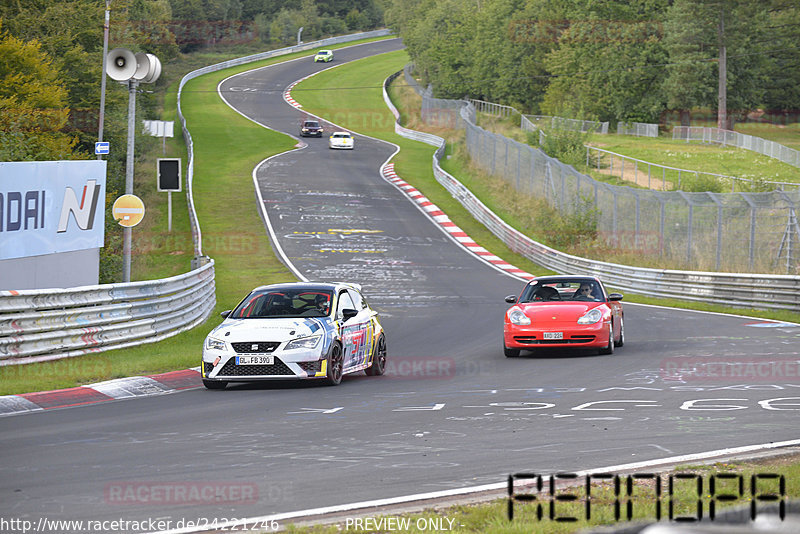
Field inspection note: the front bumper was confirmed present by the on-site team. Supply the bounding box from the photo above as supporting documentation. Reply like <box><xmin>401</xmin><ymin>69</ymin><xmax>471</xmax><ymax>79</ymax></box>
<box><xmin>504</xmin><ymin>321</ymin><xmax>610</xmax><ymax>349</ymax></box>
<box><xmin>202</xmin><ymin>347</ymin><xmax>329</xmax><ymax>381</ymax></box>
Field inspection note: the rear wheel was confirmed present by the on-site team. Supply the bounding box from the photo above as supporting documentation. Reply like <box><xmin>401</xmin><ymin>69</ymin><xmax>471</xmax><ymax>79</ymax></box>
<box><xmin>325</xmin><ymin>343</ymin><xmax>343</xmax><ymax>385</ymax></box>
<box><xmin>599</xmin><ymin>325</ymin><xmax>614</xmax><ymax>355</ymax></box>
<box><xmin>365</xmin><ymin>334</ymin><xmax>387</xmax><ymax>376</ymax></box>
<box><xmin>203</xmin><ymin>379</ymin><xmax>227</xmax><ymax>390</ymax></box>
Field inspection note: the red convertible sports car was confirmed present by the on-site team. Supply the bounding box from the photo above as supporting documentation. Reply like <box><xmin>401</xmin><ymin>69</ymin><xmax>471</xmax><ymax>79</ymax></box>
<box><xmin>503</xmin><ymin>275</ymin><xmax>624</xmax><ymax>357</ymax></box>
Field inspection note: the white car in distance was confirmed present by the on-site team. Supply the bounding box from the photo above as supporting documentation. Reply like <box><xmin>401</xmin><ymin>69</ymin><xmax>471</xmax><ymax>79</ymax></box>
<box><xmin>329</xmin><ymin>131</ymin><xmax>354</xmax><ymax>150</ymax></box>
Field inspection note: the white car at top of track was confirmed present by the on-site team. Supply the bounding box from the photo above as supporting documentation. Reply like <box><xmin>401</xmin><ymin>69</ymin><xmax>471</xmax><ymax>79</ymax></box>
<box><xmin>329</xmin><ymin>131</ymin><xmax>354</xmax><ymax>149</ymax></box>
<box><xmin>201</xmin><ymin>282</ymin><xmax>386</xmax><ymax>389</ymax></box>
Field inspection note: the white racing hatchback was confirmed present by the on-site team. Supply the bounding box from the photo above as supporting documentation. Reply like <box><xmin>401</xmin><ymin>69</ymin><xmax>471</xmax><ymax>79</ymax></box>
<box><xmin>328</xmin><ymin>131</ymin><xmax>354</xmax><ymax>149</ymax></box>
<box><xmin>201</xmin><ymin>282</ymin><xmax>386</xmax><ymax>389</ymax></box>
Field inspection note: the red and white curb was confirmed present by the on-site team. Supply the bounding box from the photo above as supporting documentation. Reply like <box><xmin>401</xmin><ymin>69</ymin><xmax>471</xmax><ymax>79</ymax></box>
<box><xmin>381</xmin><ymin>163</ymin><xmax>535</xmax><ymax>281</ymax></box>
<box><xmin>0</xmin><ymin>368</ymin><xmax>202</xmax><ymax>417</ymax></box>
<box><xmin>283</xmin><ymin>78</ymin><xmax>304</xmax><ymax>108</ymax></box>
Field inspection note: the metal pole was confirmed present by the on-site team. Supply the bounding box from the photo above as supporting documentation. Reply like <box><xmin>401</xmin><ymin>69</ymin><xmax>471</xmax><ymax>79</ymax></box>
<box><xmin>97</xmin><ymin>0</ymin><xmax>111</xmax><ymax>161</ymax></box>
<box><xmin>168</xmin><ymin>191</ymin><xmax>172</xmax><ymax>233</ymax></box>
<box><xmin>123</xmin><ymin>78</ymin><xmax>138</xmax><ymax>283</ymax></box>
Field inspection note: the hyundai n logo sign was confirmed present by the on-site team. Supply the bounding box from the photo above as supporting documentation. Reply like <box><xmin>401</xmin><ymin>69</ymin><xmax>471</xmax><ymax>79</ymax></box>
<box><xmin>0</xmin><ymin>160</ymin><xmax>106</xmax><ymax>261</ymax></box>
<box><xmin>0</xmin><ymin>180</ymin><xmax>100</xmax><ymax>233</ymax></box>
<box><xmin>0</xmin><ymin>190</ymin><xmax>46</xmax><ymax>232</ymax></box>
<box><xmin>57</xmin><ymin>180</ymin><xmax>101</xmax><ymax>232</ymax></box>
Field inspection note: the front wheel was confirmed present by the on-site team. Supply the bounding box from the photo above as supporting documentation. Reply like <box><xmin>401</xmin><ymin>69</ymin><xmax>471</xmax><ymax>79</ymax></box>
<box><xmin>615</xmin><ymin>317</ymin><xmax>625</xmax><ymax>347</ymax></box>
<box><xmin>325</xmin><ymin>343</ymin><xmax>344</xmax><ymax>385</ymax></box>
<box><xmin>598</xmin><ymin>325</ymin><xmax>614</xmax><ymax>355</ymax></box>
<box><xmin>365</xmin><ymin>334</ymin><xmax>386</xmax><ymax>376</ymax></box>
<box><xmin>203</xmin><ymin>379</ymin><xmax>227</xmax><ymax>390</ymax></box>
<box><xmin>504</xmin><ymin>343</ymin><xmax>520</xmax><ymax>358</ymax></box>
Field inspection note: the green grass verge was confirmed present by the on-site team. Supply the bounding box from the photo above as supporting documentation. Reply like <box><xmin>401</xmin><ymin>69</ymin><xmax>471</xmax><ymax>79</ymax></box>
<box><xmin>0</xmin><ymin>38</ymin><xmax>389</xmax><ymax>395</ymax></box>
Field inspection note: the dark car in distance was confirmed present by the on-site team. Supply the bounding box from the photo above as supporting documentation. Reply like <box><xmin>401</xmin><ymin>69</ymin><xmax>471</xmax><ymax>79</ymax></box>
<box><xmin>300</xmin><ymin>120</ymin><xmax>323</xmax><ymax>137</ymax></box>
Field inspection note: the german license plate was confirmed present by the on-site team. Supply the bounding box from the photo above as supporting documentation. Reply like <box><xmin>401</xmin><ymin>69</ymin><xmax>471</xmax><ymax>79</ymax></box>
<box><xmin>236</xmin><ymin>355</ymin><xmax>274</xmax><ymax>365</ymax></box>
<box><xmin>543</xmin><ymin>332</ymin><xmax>563</xmax><ymax>340</ymax></box>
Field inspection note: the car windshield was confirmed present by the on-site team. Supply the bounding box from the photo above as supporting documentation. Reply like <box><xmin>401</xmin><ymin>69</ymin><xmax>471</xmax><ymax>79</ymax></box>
<box><xmin>334</xmin><ymin>133</ymin><xmax>350</xmax><ymax>138</ymax></box>
<box><xmin>303</xmin><ymin>121</ymin><xmax>319</xmax><ymax>127</ymax></box>
<box><xmin>519</xmin><ymin>279</ymin><xmax>604</xmax><ymax>303</ymax></box>
<box><xmin>230</xmin><ymin>289</ymin><xmax>334</xmax><ymax>318</ymax></box>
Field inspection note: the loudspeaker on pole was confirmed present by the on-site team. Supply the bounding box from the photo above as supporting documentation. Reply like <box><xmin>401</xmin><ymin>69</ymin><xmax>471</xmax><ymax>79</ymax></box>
<box><xmin>133</xmin><ymin>53</ymin><xmax>162</xmax><ymax>84</ymax></box>
<box><xmin>106</xmin><ymin>48</ymin><xmax>137</xmax><ymax>81</ymax></box>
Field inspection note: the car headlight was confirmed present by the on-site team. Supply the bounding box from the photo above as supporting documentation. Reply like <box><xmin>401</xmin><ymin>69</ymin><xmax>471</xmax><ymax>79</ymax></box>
<box><xmin>205</xmin><ymin>337</ymin><xmax>226</xmax><ymax>351</ymax></box>
<box><xmin>285</xmin><ymin>335</ymin><xmax>322</xmax><ymax>351</ymax></box>
<box><xmin>508</xmin><ymin>308</ymin><xmax>531</xmax><ymax>326</ymax></box>
<box><xmin>577</xmin><ymin>308</ymin><xmax>603</xmax><ymax>325</ymax></box>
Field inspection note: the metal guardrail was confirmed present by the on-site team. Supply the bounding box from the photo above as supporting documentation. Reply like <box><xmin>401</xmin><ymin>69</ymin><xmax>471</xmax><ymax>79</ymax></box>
<box><xmin>0</xmin><ymin>261</ymin><xmax>216</xmax><ymax>365</ymax></box>
<box><xmin>387</xmin><ymin>69</ymin><xmax>800</xmax><ymax>312</ymax></box>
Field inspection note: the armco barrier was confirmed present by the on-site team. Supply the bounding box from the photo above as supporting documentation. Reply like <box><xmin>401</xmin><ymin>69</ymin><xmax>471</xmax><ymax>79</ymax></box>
<box><xmin>384</xmin><ymin>71</ymin><xmax>800</xmax><ymax>313</ymax></box>
<box><xmin>0</xmin><ymin>261</ymin><xmax>215</xmax><ymax>365</ymax></box>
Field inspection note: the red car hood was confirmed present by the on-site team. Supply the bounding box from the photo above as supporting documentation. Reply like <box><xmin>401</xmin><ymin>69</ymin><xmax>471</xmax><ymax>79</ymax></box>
<box><xmin>517</xmin><ymin>302</ymin><xmax>606</xmax><ymax>322</ymax></box>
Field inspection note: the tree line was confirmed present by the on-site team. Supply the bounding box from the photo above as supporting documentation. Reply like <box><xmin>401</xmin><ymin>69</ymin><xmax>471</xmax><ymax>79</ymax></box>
<box><xmin>0</xmin><ymin>0</ymin><xmax>386</xmax><ymax>162</ymax></box>
<box><xmin>385</xmin><ymin>0</ymin><xmax>800</xmax><ymax>127</ymax></box>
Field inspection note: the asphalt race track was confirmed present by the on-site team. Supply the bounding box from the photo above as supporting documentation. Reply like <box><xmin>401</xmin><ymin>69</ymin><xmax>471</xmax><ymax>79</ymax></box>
<box><xmin>1</xmin><ymin>38</ymin><xmax>799</xmax><ymax>531</ymax></box>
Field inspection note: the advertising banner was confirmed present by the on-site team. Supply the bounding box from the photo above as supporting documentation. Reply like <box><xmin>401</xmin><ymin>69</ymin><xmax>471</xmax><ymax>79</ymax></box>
<box><xmin>0</xmin><ymin>160</ymin><xmax>106</xmax><ymax>260</ymax></box>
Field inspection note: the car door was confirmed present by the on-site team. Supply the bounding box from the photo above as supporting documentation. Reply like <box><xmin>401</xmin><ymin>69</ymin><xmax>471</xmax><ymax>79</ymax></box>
<box><xmin>335</xmin><ymin>289</ymin><xmax>373</xmax><ymax>370</ymax></box>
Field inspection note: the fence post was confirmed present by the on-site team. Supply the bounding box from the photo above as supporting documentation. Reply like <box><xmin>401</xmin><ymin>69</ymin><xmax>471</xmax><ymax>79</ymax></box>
<box><xmin>716</xmin><ymin>202</ymin><xmax>723</xmax><ymax>271</ymax></box>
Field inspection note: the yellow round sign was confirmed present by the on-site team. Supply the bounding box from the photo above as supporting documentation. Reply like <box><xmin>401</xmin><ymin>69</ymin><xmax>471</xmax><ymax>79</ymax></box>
<box><xmin>112</xmin><ymin>194</ymin><xmax>145</xmax><ymax>227</ymax></box>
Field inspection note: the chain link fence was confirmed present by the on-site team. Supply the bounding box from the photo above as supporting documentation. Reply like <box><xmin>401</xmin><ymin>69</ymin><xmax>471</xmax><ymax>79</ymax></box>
<box><xmin>617</xmin><ymin>121</ymin><xmax>658</xmax><ymax>137</ymax></box>
<box><xmin>527</xmin><ymin>115</ymin><xmax>609</xmax><ymax>134</ymax></box>
<box><xmin>405</xmin><ymin>68</ymin><xmax>800</xmax><ymax>274</ymax></box>
<box><xmin>673</xmin><ymin>126</ymin><xmax>800</xmax><ymax>169</ymax></box>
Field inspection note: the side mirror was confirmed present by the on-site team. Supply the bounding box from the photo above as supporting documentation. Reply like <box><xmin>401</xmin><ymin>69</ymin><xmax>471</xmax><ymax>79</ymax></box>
<box><xmin>608</xmin><ymin>293</ymin><xmax>623</xmax><ymax>301</ymax></box>
<box><xmin>505</xmin><ymin>295</ymin><xmax>517</xmax><ymax>304</ymax></box>
<box><xmin>341</xmin><ymin>308</ymin><xmax>358</xmax><ymax>321</ymax></box>
<box><xmin>220</xmin><ymin>310</ymin><xmax>231</xmax><ymax>318</ymax></box>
